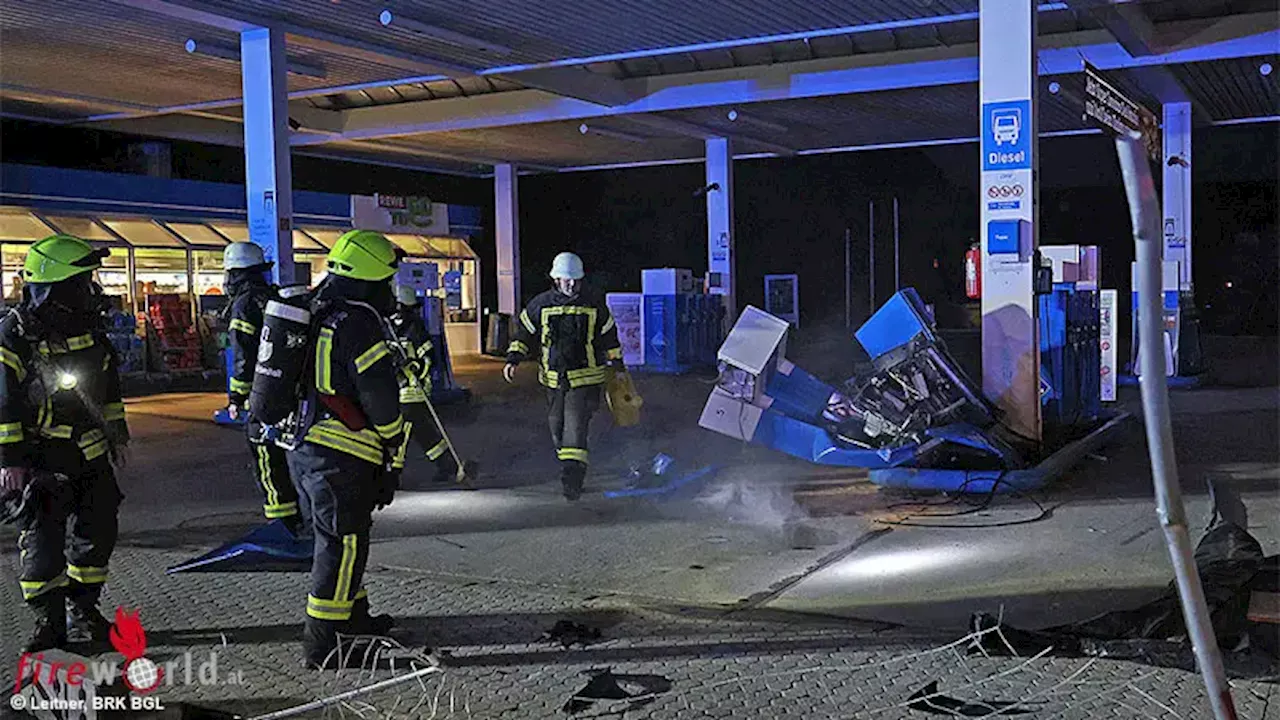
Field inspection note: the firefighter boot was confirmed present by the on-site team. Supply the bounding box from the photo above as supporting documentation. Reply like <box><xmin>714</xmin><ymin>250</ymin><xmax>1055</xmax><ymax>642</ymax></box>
<box><xmin>349</xmin><ymin>594</ymin><xmax>396</xmax><ymax>636</ymax></box>
<box><xmin>431</xmin><ymin>453</ymin><xmax>459</xmax><ymax>484</ymax></box>
<box><xmin>302</xmin><ymin>617</ymin><xmax>385</xmax><ymax>670</ymax></box>
<box><xmin>301</xmin><ymin>616</ymin><xmax>342</xmax><ymax>670</ymax></box>
<box><xmin>66</xmin><ymin>584</ymin><xmax>112</xmax><ymax>645</ymax></box>
<box><xmin>561</xmin><ymin>461</ymin><xmax>586</xmax><ymax>502</ymax></box>
<box><xmin>25</xmin><ymin>591</ymin><xmax>68</xmax><ymax>653</ymax></box>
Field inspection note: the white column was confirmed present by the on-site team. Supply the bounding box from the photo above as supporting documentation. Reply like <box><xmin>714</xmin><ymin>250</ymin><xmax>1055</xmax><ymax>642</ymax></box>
<box><xmin>495</xmin><ymin>163</ymin><xmax>520</xmax><ymax>316</ymax></box>
<box><xmin>240</xmin><ymin>26</ymin><xmax>294</xmax><ymax>285</ymax></box>
<box><xmin>706</xmin><ymin>137</ymin><xmax>735</xmax><ymax>329</ymax></box>
<box><xmin>979</xmin><ymin>0</ymin><xmax>1040</xmax><ymax>441</ymax></box>
<box><xmin>1162</xmin><ymin>102</ymin><xmax>1192</xmax><ymax>292</ymax></box>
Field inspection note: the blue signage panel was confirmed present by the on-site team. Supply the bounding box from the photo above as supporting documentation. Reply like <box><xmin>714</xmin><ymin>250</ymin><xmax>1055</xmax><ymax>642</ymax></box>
<box><xmin>987</xmin><ymin>219</ymin><xmax>1021</xmax><ymax>255</ymax></box>
<box><xmin>981</xmin><ymin>100</ymin><xmax>1032</xmax><ymax>171</ymax></box>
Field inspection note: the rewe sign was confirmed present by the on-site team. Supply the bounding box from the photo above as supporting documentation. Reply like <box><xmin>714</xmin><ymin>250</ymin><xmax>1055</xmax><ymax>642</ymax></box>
<box><xmin>351</xmin><ymin>194</ymin><xmax>450</xmax><ymax>235</ymax></box>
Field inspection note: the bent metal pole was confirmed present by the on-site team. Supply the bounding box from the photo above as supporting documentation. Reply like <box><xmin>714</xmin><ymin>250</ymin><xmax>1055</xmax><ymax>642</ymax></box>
<box><xmin>1115</xmin><ymin>132</ymin><xmax>1237</xmax><ymax>720</ymax></box>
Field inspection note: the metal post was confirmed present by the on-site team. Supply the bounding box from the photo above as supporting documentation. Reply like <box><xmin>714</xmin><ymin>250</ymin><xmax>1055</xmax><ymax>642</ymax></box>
<box><xmin>868</xmin><ymin>200</ymin><xmax>876</xmax><ymax>314</ymax></box>
<box><xmin>893</xmin><ymin>195</ymin><xmax>901</xmax><ymax>292</ymax></box>
<box><xmin>241</xmin><ymin>26</ymin><xmax>294</xmax><ymax>285</ymax></box>
<box><xmin>1116</xmin><ymin>133</ymin><xmax>1237</xmax><ymax>720</ymax></box>
<box><xmin>495</xmin><ymin>163</ymin><xmax>520</xmax><ymax>316</ymax></box>
<box><xmin>844</xmin><ymin>227</ymin><xmax>852</xmax><ymax>329</ymax></box>
<box><xmin>706</xmin><ymin>137</ymin><xmax>736</xmax><ymax>331</ymax></box>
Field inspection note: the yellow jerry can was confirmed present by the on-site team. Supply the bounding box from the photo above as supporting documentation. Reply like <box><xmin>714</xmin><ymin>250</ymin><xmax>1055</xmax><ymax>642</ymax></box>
<box><xmin>605</xmin><ymin>370</ymin><xmax>643</xmax><ymax>427</ymax></box>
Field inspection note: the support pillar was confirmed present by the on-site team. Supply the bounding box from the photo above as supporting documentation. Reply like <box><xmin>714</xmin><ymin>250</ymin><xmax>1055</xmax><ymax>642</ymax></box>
<box><xmin>706</xmin><ymin>137</ymin><xmax>735</xmax><ymax>329</ymax></box>
<box><xmin>979</xmin><ymin>0</ymin><xmax>1040</xmax><ymax>441</ymax></box>
<box><xmin>1162</xmin><ymin>102</ymin><xmax>1192</xmax><ymax>291</ymax></box>
<box><xmin>240</xmin><ymin>26</ymin><xmax>294</xmax><ymax>285</ymax></box>
<box><xmin>495</xmin><ymin>163</ymin><xmax>520</xmax><ymax>316</ymax></box>
<box><xmin>1161</xmin><ymin>101</ymin><xmax>1203</xmax><ymax>375</ymax></box>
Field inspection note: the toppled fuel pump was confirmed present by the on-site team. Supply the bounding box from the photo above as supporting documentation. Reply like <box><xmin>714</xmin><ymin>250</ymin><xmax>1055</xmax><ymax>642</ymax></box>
<box><xmin>699</xmin><ymin>288</ymin><xmax>1122</xmax><ymax>493</ymax></box>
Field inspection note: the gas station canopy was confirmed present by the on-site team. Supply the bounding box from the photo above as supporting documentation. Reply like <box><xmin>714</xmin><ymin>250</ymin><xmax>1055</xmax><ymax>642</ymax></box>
<box><xmin>1</xmin><ymin>0</ymin><xmax>1275</xmax><ymax>176</ymax></box>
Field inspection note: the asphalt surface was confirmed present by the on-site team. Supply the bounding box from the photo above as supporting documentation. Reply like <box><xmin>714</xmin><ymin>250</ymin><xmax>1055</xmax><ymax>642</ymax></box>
<box><xmin>1</xmin><ymin>356</ymin><xmax>1277</xmax><ymax>718</ymax></box>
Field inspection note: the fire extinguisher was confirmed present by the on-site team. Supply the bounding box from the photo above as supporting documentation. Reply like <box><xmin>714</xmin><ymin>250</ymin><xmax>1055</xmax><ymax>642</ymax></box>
<box><xmin>964</xmin><ymin>244</ymin><xmax>982</xmax><ymax>299</ymax></box>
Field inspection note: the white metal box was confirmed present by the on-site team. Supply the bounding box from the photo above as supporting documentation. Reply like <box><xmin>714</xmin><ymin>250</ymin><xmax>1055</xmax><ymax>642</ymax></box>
<box><xmin>641</xmin><ymin>268</ymin><xmax>694</xmax><ymax>296</ymax></box>
<box><xmin>717</xmin><ymin>305</ymin><xmax>789</xmax><ymax>377</ymax></box>
<box><xmin>698</xmin><ymin>388</ymin><xmax>764</xmax><ymax>441</ymax></box>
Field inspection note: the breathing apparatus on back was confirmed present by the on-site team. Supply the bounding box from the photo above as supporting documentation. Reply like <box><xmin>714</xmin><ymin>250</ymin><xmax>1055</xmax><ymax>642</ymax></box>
<box><xmin>248</xmin><ymin>230</ymin><xmax>406</xmax><ymax>438</ymax></box>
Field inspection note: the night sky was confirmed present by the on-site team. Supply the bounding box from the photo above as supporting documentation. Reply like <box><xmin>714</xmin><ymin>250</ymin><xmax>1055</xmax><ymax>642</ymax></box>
<box><xmin>2</xmin><ymin>118</ymin><xmax>1275</xmax><ymax>334</ymax></box>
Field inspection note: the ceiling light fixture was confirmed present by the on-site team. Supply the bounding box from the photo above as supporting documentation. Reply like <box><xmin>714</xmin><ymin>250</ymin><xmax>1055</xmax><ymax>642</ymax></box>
<box><xmin>726</xmin><ymin>109</ymin><xmax>788</xmax><ymax>134</ymax></box>
<box><xmin>185</xmin><ymin>39</ymin><xmax>328</xmax><ymax>79</ymax></box>
<box><xmin>1261</xmin><ymin>62</ymin><xmax>1273</xmax><ymax>77</ymax></box>
<box><xmin>1048</xmin><ymin>81</ymin><xmax>1061</xmax><ymax>94</ymax></box>
<box><xmin>378</xmin><ymin>10</ymin><xmax>512</xmax><ymax>56</ymax></box>
<box><xmin>578</xmin><ymin>123</ymin><xmax>648</xmax><ymax>143</ymax></box>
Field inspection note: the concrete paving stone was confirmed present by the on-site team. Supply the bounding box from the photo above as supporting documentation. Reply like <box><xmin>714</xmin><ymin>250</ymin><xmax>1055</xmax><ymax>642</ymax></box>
<box><xmin>5</xmin><ymin>518</ymin><xmax>1278</xmax><ymax>719</ymax></box>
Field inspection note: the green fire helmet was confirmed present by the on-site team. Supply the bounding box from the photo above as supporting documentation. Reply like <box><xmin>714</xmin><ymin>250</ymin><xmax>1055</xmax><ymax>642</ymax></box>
<box><xmin>326</xmin><ymin>230</ymin><xmax>403</xmax><ymax>282</ymax></box>
<box><xmin>22</xmin><ymin>235</ymin><xmax>107</xmax><ymax>284</ymax></box>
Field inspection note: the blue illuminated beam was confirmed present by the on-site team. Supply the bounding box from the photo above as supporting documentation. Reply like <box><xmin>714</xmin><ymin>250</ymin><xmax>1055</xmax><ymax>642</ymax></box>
<box><xmin>478</xmin><ymin>3</ymin><xmax>1069</xmax><ymax>75</ymax></box>
<box><xmin>309</xmin><ymin>17</ymin><xmax>1278</xmax><ymax>145</ymax></box>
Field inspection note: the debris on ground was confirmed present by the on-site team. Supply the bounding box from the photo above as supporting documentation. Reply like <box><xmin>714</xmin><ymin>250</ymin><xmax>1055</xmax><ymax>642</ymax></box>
<box><xmin>969</xmin><ymin>492</ymin><xmax>1279</xmax><ymax>677</ymax></box>
<box><xmin>905</xmin><ymin>680</ymin><xmax>1034</xmax><ymax>716</ymax></box>
<box><xmin>542</xmin><ymin>620</ymin><xmax>603</xmax><ymax>648</ymax></box>
<box><xmin>561</xmin><ymin>668</ymin><xmax>672</xmax><ymax>715</ymax></box>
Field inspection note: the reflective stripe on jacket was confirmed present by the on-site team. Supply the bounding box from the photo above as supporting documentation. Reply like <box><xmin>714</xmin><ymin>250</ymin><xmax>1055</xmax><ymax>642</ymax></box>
<box><xmin>505</xmin><ymin>289</ymin><xmax>622</xmax><ymax>389</ymax></box>
<box><xmin>0</xmin><ymin>311</ymin><xmax>129</xmax><ymax>466</ymax></box>
<box><xmin>227</xmin><ymin>284</ymin><xmax>275</xmax><ymax>401</ymax></box>
<box><xmin>301</xmin><ymin>301</ymin><xmax>405</xmax><ymax>466</ymax></box>
<box><xmin>390</xmin><ymin>309</ymin><xmax>433</xmax><ymax>404</ymax></box>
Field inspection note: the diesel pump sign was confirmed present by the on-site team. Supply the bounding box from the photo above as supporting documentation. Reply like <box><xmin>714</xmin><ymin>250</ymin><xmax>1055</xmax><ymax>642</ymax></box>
<box><xmin>981</xmin><ymin>99</ymin><xmax>1031</xmax><ymax>171</ymax></box>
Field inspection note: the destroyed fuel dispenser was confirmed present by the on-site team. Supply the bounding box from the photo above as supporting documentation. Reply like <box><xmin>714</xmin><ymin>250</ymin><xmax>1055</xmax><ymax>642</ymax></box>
<box><xmin>699</xmin><ymin>287</ymin><xmax>1125</xmax><ymax>493</ymax></box>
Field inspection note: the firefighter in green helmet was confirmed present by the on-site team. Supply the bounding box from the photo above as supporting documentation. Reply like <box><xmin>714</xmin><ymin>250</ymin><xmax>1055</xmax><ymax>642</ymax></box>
<box><xmin>0</xmin><ymin>235</ymin><xmax>130</xmax><ymax>652</ymax></box>
<box><xmin>288</xmin><ymin>229</ymin><xmax>409</xmax><ymax>668</ymax></box>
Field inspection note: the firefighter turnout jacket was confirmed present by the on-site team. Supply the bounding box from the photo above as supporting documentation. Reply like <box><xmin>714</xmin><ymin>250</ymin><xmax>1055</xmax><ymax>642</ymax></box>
<box><xmin>0</xmin><ymin>311</ymin><xmax>128</xmax><ymax>468</ymax></box>
<box><xmin>226</xmin><ymin>280</ymin><xmax>275</xmax><ymax>404</ymax></box>
<box><xmin>389</xmin><ymin>308</ymin><xmax>432</xmax><ymax>405</ymax></box>
<box><xmin>302</xmin><ymin>301</ymin><xmax>408</xmax><ymax>468</ymax></box>
<box><xmin>506</xmin><ymin>289</ymin><xmax>622</xmax><ymax>389</ymax></box>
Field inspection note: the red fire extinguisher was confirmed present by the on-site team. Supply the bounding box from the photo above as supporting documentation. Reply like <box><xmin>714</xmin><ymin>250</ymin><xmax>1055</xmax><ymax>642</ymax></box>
<box><xmin>964</xmin><ymin>244</ymin><xmax>982</xmax><ymax>299</ymax></box>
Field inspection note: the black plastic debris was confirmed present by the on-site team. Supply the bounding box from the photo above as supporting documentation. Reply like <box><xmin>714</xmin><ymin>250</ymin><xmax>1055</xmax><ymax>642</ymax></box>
<box><xmin>970</xmin><ymin>509</ymin><xmax>1277</xmax><ymax>674</ymax></box>
<box><xmin>543</xmin><ymin>620</ymin><xmax>602</xmax><ymax>648</ymax></box>
<box><xmin>562</xmin><ymin>668</ymin><xmax>672</xmax><ymax>715</ymax></box>
<box><xmin>906</xmin><ymin>680</ymin><xmax>1032</xmax><ymax>716</ymax></box>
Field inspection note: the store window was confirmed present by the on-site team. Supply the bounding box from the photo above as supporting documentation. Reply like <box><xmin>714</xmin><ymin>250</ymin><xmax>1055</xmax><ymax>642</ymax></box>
<box><xmin>44</xmin><ymin>216</ymin><xmax>117</xmax><ymax>242</ymax></box>
<box><xmin>0</xmin><ymin>211</ymin><xmax>54</xmax><ymax>242</ymax></box>
<box><xmin>134</xmin><ymin>248</ymin><xmax>189</xmax><ymax>301</ymax></box>
<box><xmin>97</xmin><ymin>248</ymin><xmax>131</xmax><ymax>312</ymax></box>
<box><xmin>167</xmin><ymin>223</ymin><xmax>228</xmax><ymax>247</ymax></box>
<box><xmin>193</xmin><ymin>250</ymin><xmax>226</xmax><ymax>296</ymax></box>
<box><xmin>103</xmin><ymin>219</ymin><xmax>184</xmax><ymax>247</ymax></box>
<box><xmin>2</xmin><ymin>243</ymin><xmax>29</xmax><ymax>302</ymax></box>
